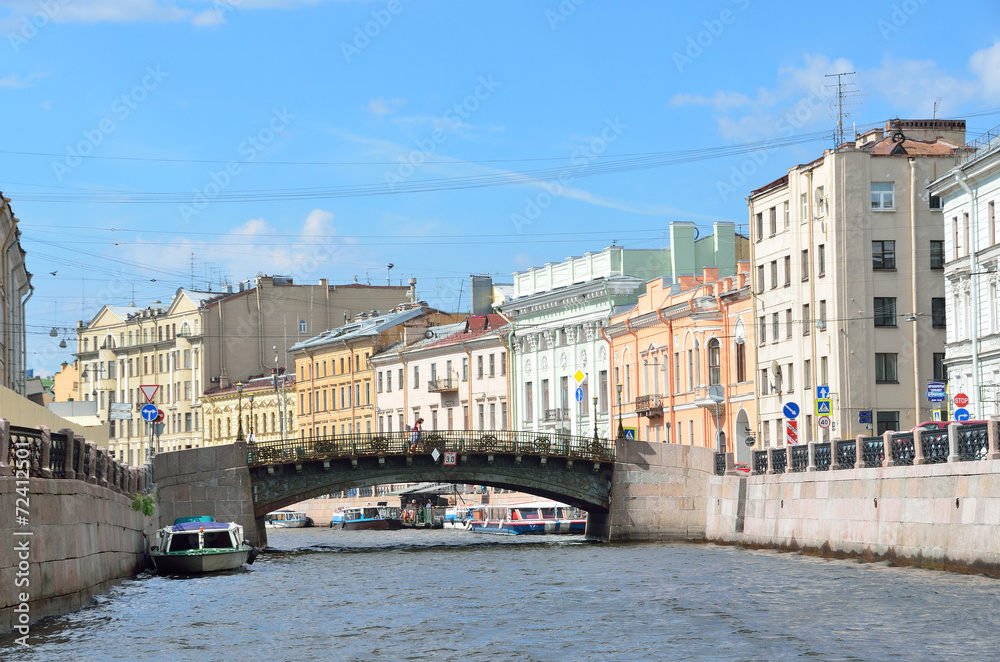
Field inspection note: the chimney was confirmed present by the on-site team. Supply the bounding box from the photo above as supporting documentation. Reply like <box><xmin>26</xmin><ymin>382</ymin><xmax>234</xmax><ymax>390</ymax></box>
<box><xmin>702</xmin><ymin>266</ymin><xmax>719</xmax><ymax>283</ymax></box>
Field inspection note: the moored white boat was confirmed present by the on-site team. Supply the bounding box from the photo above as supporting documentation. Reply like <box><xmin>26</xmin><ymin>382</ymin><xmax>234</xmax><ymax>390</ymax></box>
<box><xmin>467</xmin><ymin>501</ymin><xmax>586</xmax><ymax>535</ymax></box>
<box><xmin>149</xmin><ymin>516</ymin><xmax>258</xmax><ymax>574</ymax></box>
<box><xmin>342</xmin><ymin>504</ymin><xmax>404</xmax><ymax>531</ymax></box>
<box><xmin>443</xmin><ymin>505</ymin><xmax>477</xmax><ymax>529</ymax></box>
<box><xmin>265</xmin><ymin>509</ymin><xmax>309</xmax><ymax>528</ymax></box>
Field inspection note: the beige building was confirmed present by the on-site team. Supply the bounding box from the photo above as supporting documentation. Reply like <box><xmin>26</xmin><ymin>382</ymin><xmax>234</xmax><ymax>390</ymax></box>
<box><xmin>0</xmin><ymin>193</ymin><xmax>32</xmax><ymax>395</ymax></box>
<box><xmin>748</xmin><ymin>119</ymin><xmax>965</xmax><ymax>446</ymax></box>
<box><xmin>76</xmin><ymin>275</ymin><xmax>413</xmax><ymax>465</ymax></box>
<box><xmin>52</xmin><ymin>360</ymin><xmax>79</xmax><ymax>402</ymax></box>
<box><xmin>202</xmin><ymin>372</ymin><xmax>296</xmax><ymax>446</ymax></box>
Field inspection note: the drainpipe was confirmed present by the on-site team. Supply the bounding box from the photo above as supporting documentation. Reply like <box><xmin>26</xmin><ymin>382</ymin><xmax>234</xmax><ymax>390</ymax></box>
<box><xmin>909</xmin><ymin>158</ymin><xmax>921</xmax><ymax>424</ymax></box>
<box><xmin>746</xmin><ymin>195</ymin><xmax>762</xmax><ymax>447</ymax></box>
<box><xmin>625</xmin><ymin>318</ymin><xmax>639</xmax><ymax>441</ymax></box>
<box><xmin>461</xmin><ymin>339</ymin><xmax>473</xmax><ymax>430</ymax></box>
<box><xmin>655</xmin><ymin>309</ymin><xmax>675</xmax><ymax>443</ymax></box>
<box><xmin>19</xmin><ymin>283</ymin><xmax>32</xmax><ymax>395</ymax></box>
<box><xmin>955</xmin><ymin>171</ymin><xmax>982</xmax><ymax>418</ymax></box>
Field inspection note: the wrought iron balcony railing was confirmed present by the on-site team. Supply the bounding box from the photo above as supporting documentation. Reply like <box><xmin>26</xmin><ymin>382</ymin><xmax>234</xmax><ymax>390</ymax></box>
<box><xmin>634</xmin><ymin>394</ymin><xmax>663</xmax><ymax>417</ymax></box>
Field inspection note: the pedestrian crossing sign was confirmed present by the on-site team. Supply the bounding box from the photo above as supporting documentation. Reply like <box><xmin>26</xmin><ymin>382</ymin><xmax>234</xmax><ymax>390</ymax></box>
<box><xmin>623</xmin><ymin>427</ymin><xmax>636</xmax><ymax>440</ymax></box>
<box><xmin>816</xmin><ymin>399</ymin><xmax>832</xmax><ymax>415</ymax></box>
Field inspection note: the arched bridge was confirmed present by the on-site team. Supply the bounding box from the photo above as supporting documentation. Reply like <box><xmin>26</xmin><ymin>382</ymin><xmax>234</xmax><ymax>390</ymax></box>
<box><xmin>248</xmin><ymin>430</ymin><xmax>615</xmax><ymax>518</ymax></box>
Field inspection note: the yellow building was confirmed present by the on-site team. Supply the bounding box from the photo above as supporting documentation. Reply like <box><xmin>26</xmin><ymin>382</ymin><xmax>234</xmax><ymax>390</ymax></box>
<box><xmin>52</xmin><ymin>360</ymin><xmax>79</xmax><ymax>402</ymax></box>
<box><xmin>290</xmin><ymin>305</ymin><xmax>463</xmax><ymax>439</ymax></box>
<box><xmin>202</xmin><ymin>373</ymin><xmax>296</xmax><ymax>446</ymax></box>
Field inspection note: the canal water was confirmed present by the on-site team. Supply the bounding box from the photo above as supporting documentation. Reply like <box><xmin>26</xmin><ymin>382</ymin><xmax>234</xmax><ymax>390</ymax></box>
<box><xmin>5</xmin><ymin>528</ymin><xmax>1000</xmax><ymax>661</ymax></box>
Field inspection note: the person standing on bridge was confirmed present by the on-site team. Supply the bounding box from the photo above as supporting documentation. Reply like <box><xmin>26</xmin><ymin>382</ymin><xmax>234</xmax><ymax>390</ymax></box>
<box><xmin>409</xmin><ymin>418</ymin><xmax>423</xmax><ymax>452</ymax></box>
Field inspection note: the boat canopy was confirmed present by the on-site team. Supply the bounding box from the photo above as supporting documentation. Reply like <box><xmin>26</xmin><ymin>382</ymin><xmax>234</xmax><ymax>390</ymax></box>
<box><xmin>171</xmin><ymin>521</ymin><xmax>233</xmax><ymax>532</ymax></box>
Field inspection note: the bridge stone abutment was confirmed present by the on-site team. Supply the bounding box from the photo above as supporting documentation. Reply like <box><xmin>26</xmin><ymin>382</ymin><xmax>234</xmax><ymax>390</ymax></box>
<box><xmin>153</xmin><ymin>442</ymin><xmax>265</xmax><ymax>549</ymax></box>
<box><xmin>608</xmin><ymin>439</ymin><xmax>715</xmax><ymax>542</ymax></box>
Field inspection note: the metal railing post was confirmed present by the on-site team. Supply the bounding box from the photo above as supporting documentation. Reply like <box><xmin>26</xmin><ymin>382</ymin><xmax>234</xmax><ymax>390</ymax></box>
<box><xmin>38</xmin><ymin>425</ymin><xmax>52</xmax><ymax>479</ymax></box>
<box><xmin>948</xmin><ymin>422</ymin><xmax>961</xmax><ymax>463</ymax></box>
<box><xmin>766</xmin><ymin>447</ymin><xmax>775</xmax><ymax>475</ymax></box>
<box><xmin>806</xmin><ymin>441</ymin><xmax>816</xmax><ymax>472</ymax></box>
<box><xmin>882</xmin><ymin>431</ymin><xmax>894</xmax><ymax>468</ymax></box>
<box><xmin>854</xmin><ymin>434</ymin><xmax>865</xmax><ymax>469</ymax></box>
<box><xmin>988</xmin><ymin>419</ymin><xmax>1000</xmax><ymax>461</ymax></box>
<box><xmin>913</xmin><ymin>427</ymin><xmax>926</xmax><ymax>465</ymax></box>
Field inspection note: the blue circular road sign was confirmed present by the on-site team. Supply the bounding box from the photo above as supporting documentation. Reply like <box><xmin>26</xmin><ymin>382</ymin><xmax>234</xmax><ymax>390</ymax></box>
<box><xmin>141</xmin><ymin>403</ymin><xmax>159</xmax><ymax>421</ymax></box>
<box><xmin>954</xmin><ymin>408</ymin><xmax>971</xmax><ymax>421</ymax></box>
<box><xmin>575</xmin><ymin>387</ymin><xmax>583</xmax><ymax>402</ymax></box>
<box><xmin>782</xmin><ymin>402</ymin><xmax>800</xmax><ymax>420</ymax></box>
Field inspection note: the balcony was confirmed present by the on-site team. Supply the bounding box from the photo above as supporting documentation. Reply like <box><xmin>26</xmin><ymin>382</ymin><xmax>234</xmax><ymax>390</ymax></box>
<box><xmin>427</xmin><ymin>373</ymin><xmax>459</xmax><ymax>393</ymax></box>
<box><xmin>634</xmin><ymin>394</ymin><xmax>663</xmax><ymax>418</ymax></box>
<box><xmin>543</xmin><ymin>408</ymin><xmax>569</xmax><ymax>422</ymax></box>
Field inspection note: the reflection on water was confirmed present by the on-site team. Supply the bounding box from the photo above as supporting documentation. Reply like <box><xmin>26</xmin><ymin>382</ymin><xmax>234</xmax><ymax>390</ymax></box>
<box><xmin>5</xmin><ymin>527</ymin><xmax>1000</xmax><ymax>661</ymax></box>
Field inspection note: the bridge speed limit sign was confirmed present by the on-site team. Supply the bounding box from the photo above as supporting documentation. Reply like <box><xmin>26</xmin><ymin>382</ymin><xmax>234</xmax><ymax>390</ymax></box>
<box><xmin>818</xmin><ymin>416</ymin><xmax>831</xmax><ymax>429</ymax></box>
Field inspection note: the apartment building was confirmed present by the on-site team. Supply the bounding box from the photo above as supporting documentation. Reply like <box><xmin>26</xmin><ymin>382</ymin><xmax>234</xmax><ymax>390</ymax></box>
<box><xmin>606</xmin><ymin>263</ymin><xmax>755</xmax><ymax>462</ymax></box>
<box><xmin>0</xmin><ymin>193</ymin><xmax>32</xmax><ymax>395</ymax></box>
<box><xmin>76</xmin><ymin>275</ymin><xmax>412</xmax><ymax>464</ymax></box>
<box><xmin>289</xmin><ymin>305</ymin><xmax>464</xmax><ymax>438</ymax></box>
<box><xmin>202</xmin><ymin>372</ymin><xmax>296</xmax><ymax>446</ymax></box>
<box><xmin>928</xmin><ymin>124</ymin><xmax>1000</xmax><ymax>418</ymax></box>
<box><xmin>370</xmin><ymin>314</ymin><xmax>509</xmax><ymax>433</ymax></box>
<box><xmin>748</xmin><ymin>119</ymin><xmax>965</xmax><ymax>445</ymax></box>
<box><xmin>499</xmin><ymin>222</ymin><xmax>747</xmax><ymax>439</ymax></box>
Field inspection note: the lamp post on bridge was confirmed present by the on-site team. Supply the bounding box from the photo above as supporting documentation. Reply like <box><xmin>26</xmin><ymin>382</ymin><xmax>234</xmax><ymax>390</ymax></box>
<box><xmin>236</xmin><ymin>381</ymin><xmax>245</xmax><ymax>442</ymax></box>
<box><xmin>248</xmin><ymin>393</ymin><xmax>255</xmax><ymax>443</ymax></box>
<box><xmin>615</xmin><ymin>382</ymin><xmax>625</xmax><ymax>440</ymax></box>
<box><xmin>592</xmin><ymin>395</ymin><xmax>599</xmax><ymax>443</ymax></box>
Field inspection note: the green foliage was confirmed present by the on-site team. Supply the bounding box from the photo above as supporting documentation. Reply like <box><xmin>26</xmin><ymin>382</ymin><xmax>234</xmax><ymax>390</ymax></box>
<box><xmin>131</xmin><ymin>493</ymin><xmax>156</xmax><ymax>517</ymax></box>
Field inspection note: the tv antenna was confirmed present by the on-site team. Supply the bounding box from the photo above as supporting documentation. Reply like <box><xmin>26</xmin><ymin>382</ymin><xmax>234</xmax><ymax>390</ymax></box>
<box><xmin>825</xmin><ymin>71</ymin><xmax>863</xmax><ymax>146</ymax></box>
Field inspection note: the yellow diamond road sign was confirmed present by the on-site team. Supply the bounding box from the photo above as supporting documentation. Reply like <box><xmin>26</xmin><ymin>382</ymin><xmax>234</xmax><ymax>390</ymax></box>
<box><xmin>574</xmin><ymin>370</ymin><xmax>586</xmax><ymax>384</ymax></box>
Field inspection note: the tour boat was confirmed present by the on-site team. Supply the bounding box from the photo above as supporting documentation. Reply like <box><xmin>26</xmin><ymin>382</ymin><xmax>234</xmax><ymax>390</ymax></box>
<box><xmin>330</xmin><ymin>510</ymin><xmax>346</xmax><ymax>527</ymax></box>
<box><xmin>443</xmin><ymin>505</ymin><xmax>479</xmax><ymax>529</ymax></box>
<box><xmin>149</xmin><ymin>516</ymin><xmax>258</xmax><ymax>574</ymax></box>
<box><xmin>467</xmin><ymin>501</ymin><xmax>586</xmax><ymax>535</ymax></box>
<box><xmin>265</xmin><ymin>509</ymin><xmax>309</xmax><ymax>528</ymax></box>
<box><xmin>341</xmin><ymin>504</ymin><xmax>404</xmax><ymax>530</ymax></box>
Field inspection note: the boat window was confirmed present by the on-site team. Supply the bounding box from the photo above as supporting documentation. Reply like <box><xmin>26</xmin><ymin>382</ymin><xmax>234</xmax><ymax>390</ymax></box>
<box><xmin>203</xmin><ymin>531</ymin><xmax>235</xmax><ymax>549</ymax></box>
<box><xmin>167</xmin><ymin>533</ymin><xmax>200</xmax><ymax>552</ymax></box>
<box><xmin>540</xmin><ymin>508</ymin><xmax>557</xmax><ymax>519</ymax></box>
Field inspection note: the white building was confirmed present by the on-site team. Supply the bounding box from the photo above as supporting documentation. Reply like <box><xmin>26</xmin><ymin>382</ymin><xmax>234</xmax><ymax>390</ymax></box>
<box><xmin>929</xmin><ymin>124</ymin><xmax>1000</xmax><ymax>419</ymax></box>
<box><xmin>748</xmin><ymin>119</ymin><xmax>966</xmax><ymax>443</ymax></box>
<box><xmin>370</xmin><ymin>314</ymin><xmax>509</xmax><ymax>433</ymax></box>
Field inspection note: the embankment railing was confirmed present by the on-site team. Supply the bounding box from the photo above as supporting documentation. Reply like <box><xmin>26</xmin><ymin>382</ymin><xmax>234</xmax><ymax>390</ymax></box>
<box><xmin>711</xmin><ymin>422</ymin><xmax>998</xmax><ymax>476</ymax></box>
<box><xmin>1</xmin><ymin>420</ymin><xmax>149</xmax><ymax>496</ymax></box>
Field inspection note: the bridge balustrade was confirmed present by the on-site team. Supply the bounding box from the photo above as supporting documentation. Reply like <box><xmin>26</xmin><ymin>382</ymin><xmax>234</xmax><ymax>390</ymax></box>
<box><xmin>958</xmin><ymin>423</ymin><xmax>989</xmax><ymax>461</ymax></box>
<box><xmin>790</xmin><ymin>445</ymin><xmax>809</xmax><ymax>472</ymax></box>
<box><xmin>890</xmin><ymin>432</ymin><xmax>915</xmax><ymax>466</ymax></box>
<box><xmin>922</xmin><ymin>430</ymin><xmax>950</xmax><ymax>464</ymax></box>
<box><xmin>813</xmin><ymin>442</ymin><xmax>831</xmax><ymax>471</ymax></box>
<box><xmin>248</xmin><ymin>429</ymin><xmax>613</xmax><ymax>467</ymax></box>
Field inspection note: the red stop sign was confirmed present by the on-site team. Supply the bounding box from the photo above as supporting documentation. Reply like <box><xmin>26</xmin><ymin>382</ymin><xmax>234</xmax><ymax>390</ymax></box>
<box><xmin>954</xmin><ymin>393</ymin><xmax>969</xmax><ymax>408</ymax></box>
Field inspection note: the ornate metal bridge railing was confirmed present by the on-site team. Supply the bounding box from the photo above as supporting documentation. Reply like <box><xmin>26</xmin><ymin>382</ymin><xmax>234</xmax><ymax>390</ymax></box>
<box><xmin>248</xmin><ymin>429</ymin><xmax>614</xmax><ymax>467</ymax></box>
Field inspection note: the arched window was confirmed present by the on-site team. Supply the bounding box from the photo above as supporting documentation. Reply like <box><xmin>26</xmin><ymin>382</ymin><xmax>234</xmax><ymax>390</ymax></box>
<box><xmin>694</xmin><ymin>339</ymin><xmax>701</xmax><ymax>388</ymax></box>
<box><xmin>708</xmin><ymin>338</ymin><xmax>721</xmax><ymax>385</ymax></box>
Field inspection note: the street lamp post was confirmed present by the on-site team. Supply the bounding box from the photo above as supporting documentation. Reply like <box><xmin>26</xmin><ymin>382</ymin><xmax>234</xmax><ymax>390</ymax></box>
<box><xmin>592</xmin><ymin>395</ymin><xmax>599</xmax><ymax>442</ymax></box>
<box><xmin>248</xmin><ymin>394</ymin><xmax>255</xmax><ymax>442</ymax></box>
<box><xmin>615</xmin><ymin>382</ymin><xmax>625</xmax><ymax>440</ymax></box>
<box><xmin>236</xmin><ymin>381</ymin><xmax>245</xmax><ymax>442</ymax></box>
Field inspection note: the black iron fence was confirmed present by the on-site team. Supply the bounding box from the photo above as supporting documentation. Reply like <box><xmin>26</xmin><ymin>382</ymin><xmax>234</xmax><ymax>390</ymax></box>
<box><xmin>4</xmin><ymin>424</ymin><xmax>145</xmax><ymax>496</ymax></box>
<box><xmin>248</xmin><ymin>429</ymin><xmax>614</xmax><ymax>466</ymax></box>
<box><xmin>736</xmin><ymin>423</ymin><xmax>995</xmax><ymax>476</ymax></box>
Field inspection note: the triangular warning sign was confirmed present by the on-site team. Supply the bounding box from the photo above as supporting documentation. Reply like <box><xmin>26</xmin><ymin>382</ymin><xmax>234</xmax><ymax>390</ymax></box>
<box><xmin>139</xmin><ymin>385</ymin><xmax>159</xmax><ymax>403</ymax></box>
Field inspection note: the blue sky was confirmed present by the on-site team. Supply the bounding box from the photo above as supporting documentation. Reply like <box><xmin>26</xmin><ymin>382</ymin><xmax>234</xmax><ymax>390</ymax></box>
<box><xmin>2</xmin><ymin>0</ymin><xmax>999</xmax><ymax>374</ymax></box>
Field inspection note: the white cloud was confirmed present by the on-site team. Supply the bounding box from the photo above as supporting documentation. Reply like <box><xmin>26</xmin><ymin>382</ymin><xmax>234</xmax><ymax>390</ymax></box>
<box><xmin>0</xmin><ymin>72</ymin><xmax>45</xmax><ymax>88</ymax></box>
<box><xmin>190</xmin><ymin>8</ymin><xmax>226</xmax><ymax>27</ymax></box>
<box><xmin>366</xmin><ymin>97</ymin><xmax>406</xmax><ymax>116</ymax></box>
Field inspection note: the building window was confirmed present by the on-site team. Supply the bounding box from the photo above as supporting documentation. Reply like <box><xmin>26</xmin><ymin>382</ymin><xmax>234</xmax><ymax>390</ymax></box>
<box><xmin>929</xmin><ymin>195</ymin><xmax>942</xmax><ymax>210</ymax></box>
<box><xmin>817</xmin><ymin>244</ymin><xmax>826</xmax><ymax>277</ymax></box>
<box><xmin>599</xmin><ymin>370</ymin><xmax>609</xmax><ymax>413</ymax></box>
<box><xmin>489</xmin><ymin>353</ymin><xmax>495</xmax><ymax>378</ymax></box>
<box><xmin>755</xmin><ymin>212</ymin><xmax>763</xmax><ymax>241</ymax></box>
<box><xmin>802</xmin><ymin>304</ymin><xmax>810</xmax><ymax>335</ymax></box>
<box><xmin>785</xmin><ymin>309</ymin><xmax>793</xmax><ymax>339</ymax></box>
<box><xmin>769</xmin><ymin>207</ymin><xmax>777</xmax><ymax>236</ymax></box>
<box><xmin>818</xmin><ymin>300</ymin><xmax>827</xmax><ymax>329</ymax></box>
<box><xmin>770</xmin><ymin>260</ymin><xmax>778</xmax><ymax>289</ymax></box>
<box><xmin>772</xmin><ymin>313</ymin><xmax>779</xmax><ymax>342</ymax></box>
<box><xmin>378</xmin><ymin>372</ymin><xmax>383</xmax><ymax>392</ymax></box>
<box><xmin>413</xmin><ymin>366</ymin><xmax>420</xmax><ymax>388</ymax></box>
<box><xmin>930</xmin><ymin>240</ymin><xmax>945</xmax><ymax>269</ymax></box>
<box><xmin>477</xmin><ymin>356</ymin><xmax>484</xmax><ymax>379</ymax></box>
<box><xmin>542</xmin><ymin>380</ymin><xmax>550</xmax><ymax>413</ymax></box>
<box><xmin>932</xmin><ymin>298</ymin><xmax>946</xmax><ymax>328</ymax></box>
<box><xmin>708</xmin><ymin>339</ymin><xmax>721</xmax><ymax>385</ymax></box>
<box><xmin>874</xmin><ymin>297</ymin><xmax>897</xmax><ymax>327</ymax></box>
<box><xmin>801</xmin><ymin>192</ymin><xmax>808</xmax><ymax>222</ymax></box>
<box><xmin>673</xmin><ymin>353</ymin><xmax>681</xmax><ymax>392</ymax></box>
<box><xmin>933</xmin><ymin>353</ymin><xmax>947</xmax><ymax>381</ymax></box>
<box><xmin>873</xmin><ymin>240</ymin><xmax>896</xmax><ymax>270</ymax></box>
<box><xmin>786</xmin><ymin>363</ymin><xmax>794</xmax><ymax>393</ymax></box>
<box><xmin>871</xmin><ymin>182</ymin><xmax>894</xmax><ymax>209</ymax></box>
<box><xmin>760</xmin><ymin>368</ymin><xmax>769</xmax><ymax>396</ymax></box>
<box><xmin>299</xmin><ymin>320</ymin><xmax>307</xmax><ymax>333</ymax></box>
<box><xmin>784</xmin><ymin>201</ymin><xmax>790</xmax><ymax>229</ymax></box>
<box><xmin>759</xmin><ymin>316</ymin><xmax>767</xmax><ymax>345</ymax></box>
<box><xmin>814</xmin><ymin>186</ymin><xmax>825</xmax><ymax>217</ymax></box>
<box><xmin>501</xmin><ymin>402</ymin><xmax>507</xmax><ymax>430</ymax></box>
<box><xmin>735</xmin><ymin>342</ymin><xmax>746</xmax><ymax>382</ymax></box>
<box><xmin>804</xmin><ymin>359</ymin><xmax>811</xmax><ymax>389</ymax></box>
<box><xmin>820</xmin><ymin>356</ymin><xmax>828</xmax><ymax>386</ymax></box>
<box><xmin>801</xmin><ymin>249</ymin><xmax>809</xmax><ymax>281</ymax></box>
<box><xmin>876</xmin><ymin>411</ymin><xmax>900</xmax><ymax>435</ymax></box>
<box><xmin>784</xmin><ymin>256</ymin><xmax>791</xmax><ymax>286</ymax></box>
<box><xmin>756</xmin><ymin>265</ymin><xmax>765</xmax><ymax>294</ymax></box>
<box><xmin>875</xmin><ymin>353</ymin><xmax>898</xmax><ymax>383</ymax></box>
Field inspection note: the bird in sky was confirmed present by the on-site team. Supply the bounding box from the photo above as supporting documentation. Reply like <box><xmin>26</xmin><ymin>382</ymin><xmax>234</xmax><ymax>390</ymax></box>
<box><xmin>49</xmin><ymin>271</ymin><xmax>57</xmax><ymax>276</ymax></box>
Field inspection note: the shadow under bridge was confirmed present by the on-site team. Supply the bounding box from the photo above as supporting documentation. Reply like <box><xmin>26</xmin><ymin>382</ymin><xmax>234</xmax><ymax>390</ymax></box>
<box><xmin>248</xmin><ymin>430</ymin><xmax>615</xmax><ymax>517</ymax></box>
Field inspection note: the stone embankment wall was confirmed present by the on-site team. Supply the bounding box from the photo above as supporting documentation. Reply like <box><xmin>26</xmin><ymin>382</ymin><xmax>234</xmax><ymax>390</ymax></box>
<box><xmin>607</xmin><ymin>439</ymin><xmax>714</xmax><ymax>541</ymax></box>
<box><xmin>0</xmin><ymin>420</ymin><xmax>154</xmax><ymax>635</ymax></box>
<box><xmin>153</xmin><ymin>442</ymin><xmax>260</xmax><ymax>548</ymax></box>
